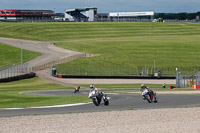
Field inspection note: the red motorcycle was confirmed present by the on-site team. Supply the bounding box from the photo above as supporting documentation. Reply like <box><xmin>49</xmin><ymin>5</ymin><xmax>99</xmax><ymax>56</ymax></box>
<box><xmin>141</xmin><ymin>88</ymin><xmax>157</xmax><ymax>103</ymax></box>
<box><xmin>74</xmin><ymin>86</ymin><xmax>80</xmax><ymax>93</ymax></box>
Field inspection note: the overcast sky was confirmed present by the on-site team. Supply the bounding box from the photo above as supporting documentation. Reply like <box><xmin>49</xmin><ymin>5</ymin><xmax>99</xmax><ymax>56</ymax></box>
<box><xmin>0</xmin><ymin>0</ymin><xmax>199</xmax><ymax>13</ymax></box>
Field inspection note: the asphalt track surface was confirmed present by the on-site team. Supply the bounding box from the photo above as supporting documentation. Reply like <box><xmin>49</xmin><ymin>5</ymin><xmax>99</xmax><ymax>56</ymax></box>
<box><xmin>1</xmin><ymin>89</ymin><xmax>200</xmax><ymax>117</ymax></box>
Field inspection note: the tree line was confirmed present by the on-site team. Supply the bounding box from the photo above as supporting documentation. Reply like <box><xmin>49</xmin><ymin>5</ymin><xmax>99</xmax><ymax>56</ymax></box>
<box><xmin>155</xmin><ymin>12</ymin><xmax>200</xmax><ymax>20</ymax></box>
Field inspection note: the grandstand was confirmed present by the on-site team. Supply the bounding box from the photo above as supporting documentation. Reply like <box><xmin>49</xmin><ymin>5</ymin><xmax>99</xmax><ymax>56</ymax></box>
<box><xmin>64</xmin><ymin>7</ymin><xmax>97</xmax><ymax>22</ymax></box>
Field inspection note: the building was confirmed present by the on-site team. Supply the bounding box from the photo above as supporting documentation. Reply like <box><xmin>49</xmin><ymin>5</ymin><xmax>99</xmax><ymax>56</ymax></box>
<box><xmin>0</xmin><ymin>9</ymin><xmax>58</xmax><ymax>21</ymax></box>
<box><xmin>64</xmin><ymin>7</ymin><xmax>97</xmax><ymax>22</ymax></box>
<box><xmin>108</xmin><ymin>11</ymin><xmax>155</xmax><ymax>21</ymax></box>
<box><xmin>95</xmin><ymin>11</ymin><xmax>155</xmax><ymax>22</ymax></box>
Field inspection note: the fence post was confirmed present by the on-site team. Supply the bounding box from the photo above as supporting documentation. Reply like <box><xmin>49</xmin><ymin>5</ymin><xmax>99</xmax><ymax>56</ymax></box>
<box><xmin>17</xmin><ymin>65</ymin><xmax>19</xmax><ymax>76</ymax></box>
<box><xmin>183</xmin><ymin>76</ymin><xmax>185</xmax><ymax>88</ymax></box>
<box><xmin>5</xmin><ymin>68</ymin><xmax>7</xmax><ymax>78</ymax></box>
<box><xmin>11</xmin><ymin>66</ymin><xmax>13</xmax><ymax>77</ymax></box>
<box><xmin>7</xmin><ymin>68</ymin><xmax>10</xmax><ymax>77</ymax></box>
<box><xmin>176</xmin><ymin>72</ymin><xmax>178</xmax><ymax>88</ymax></box>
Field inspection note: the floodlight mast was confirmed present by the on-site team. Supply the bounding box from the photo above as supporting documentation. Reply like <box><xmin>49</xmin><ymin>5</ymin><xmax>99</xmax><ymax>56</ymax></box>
<box><xmin>21</xmin><ymin>42</ymin><xmax>23</xmax><ymax>64</ymax></box>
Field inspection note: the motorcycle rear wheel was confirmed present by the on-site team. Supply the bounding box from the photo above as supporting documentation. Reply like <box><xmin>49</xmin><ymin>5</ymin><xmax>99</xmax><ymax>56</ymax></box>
<box><xmin>92</xmin><ymin>98</ymin><xmax>99</xmax><ymax>106</ymax></box>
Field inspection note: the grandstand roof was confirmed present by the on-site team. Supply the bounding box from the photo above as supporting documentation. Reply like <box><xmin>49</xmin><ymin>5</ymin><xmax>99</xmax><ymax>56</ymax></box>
<box><xmin>65</xmin><ymin>7</ymin><xmax>97</xmax><ymax>13</ymax></box>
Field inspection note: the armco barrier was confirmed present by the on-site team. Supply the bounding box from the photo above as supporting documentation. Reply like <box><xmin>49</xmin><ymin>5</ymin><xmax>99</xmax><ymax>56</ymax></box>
<box><xmin>192</xmin><ymin>85</ymin><xmax>200</xmax><ymax>89</ymax></box>
<box><xmin>0</xmin><ymin>72</ymin><xmax>36</xmax><ymax>83</ymax></box>
<box><xmin>31</xmin><ymin>53</ymin><xmax>94</xmax><ymax>72</ymax></box>
<box><xmin>58</xmin><ymin>75</ymin><xmax>62</xmax><ymax>78</ymax></box>
<box><xmin>60</xmin><ymin>75</ymin><xmax>176</xmax><ymax>79</ymax></box>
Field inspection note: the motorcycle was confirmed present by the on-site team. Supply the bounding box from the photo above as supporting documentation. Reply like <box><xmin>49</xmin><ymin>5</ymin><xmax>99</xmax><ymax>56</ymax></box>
<box><xmin>141</xmin><ymin>88</ymin><xmax>157</xmax><ymax>103</ymax></box>
<box><xmin>74</xmin><ymin>86</ymin><xmax>80</xmax><ymax>93</ymax></box>
<box><xmin>89</xmin><ymin>88</ymin><xmax>109</xmax><ymax>106</ymax></box>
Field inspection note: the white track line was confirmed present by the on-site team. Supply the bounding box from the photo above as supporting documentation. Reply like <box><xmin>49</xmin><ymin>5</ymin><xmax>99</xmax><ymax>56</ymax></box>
<box><xmin>3</xmin><ymin>102</ymin><xmax>92</xmax><ymax>110</ymax></box>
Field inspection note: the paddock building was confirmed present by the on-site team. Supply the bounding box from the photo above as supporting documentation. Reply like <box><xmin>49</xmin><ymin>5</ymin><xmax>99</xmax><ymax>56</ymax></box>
<box><xmin>0</xmin><ymin>9</ymin><xmax>58</xmax><ymax>21</ymax></box>
<box><xmin>96</xmin><ymin>11</ymin><xmax>155</xmax><ymax>22</ymax></box>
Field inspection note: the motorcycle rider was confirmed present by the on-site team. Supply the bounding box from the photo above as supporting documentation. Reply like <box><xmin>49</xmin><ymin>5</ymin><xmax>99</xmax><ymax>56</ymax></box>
<box><xmin>141</xmin><ymin>84</ymin><xmax>147</xmax><ymax>91</ymax></box>
<box><xmin>74</xmin><ymin>86</ymin><xmax>80</xmax><ymax>93</ymax></box>
<box><xmin>90</xmin><ymin>84</ymin><xmax>99</xmax><ymax>93</ymax></box>
<box><xmin>141</xmin><ymin>84</ymin><xmax>154</xmax><ymax>100</ymax></box>
<box><xmin>90</xmin><ymin>84</ymin><xmax>95</xmax><ymax>91</ymax></box>
<box><xmin>89</xmin><ymin>84</ymin><xmax>102</xmax><ymax>100</ymax></box>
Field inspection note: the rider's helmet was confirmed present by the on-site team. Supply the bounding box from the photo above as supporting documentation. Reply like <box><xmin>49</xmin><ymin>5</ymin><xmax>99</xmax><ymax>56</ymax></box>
<box><xmin>141</xmin><ymin>84</ymin><xmax>145</xmax><ymax>88</ymax></box>
<box><xmin>90</xmin><ymin>84</ymin><xmax>94</xmax><ymax>89</ymax></box>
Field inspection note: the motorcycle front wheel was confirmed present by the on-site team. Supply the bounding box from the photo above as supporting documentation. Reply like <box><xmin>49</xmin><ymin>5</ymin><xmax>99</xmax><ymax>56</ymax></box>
<box><xmin>145</xmin><ymin>95</ymin><xmax>152</xmax><ymax>103</ymax></box>
<box><xmin>104</xmin><ymin>98</ymin><xmax>109</xmax><ymax>106</ymax></box>
<box><xmin>92</xmin><ymin>98</ymin><xmax>99</xmax><ymax>106</ymax></box>
<box><xmin>153</xmin><ymin>95</ymin><xmax>158</xmax><ymax>103</ymax></box>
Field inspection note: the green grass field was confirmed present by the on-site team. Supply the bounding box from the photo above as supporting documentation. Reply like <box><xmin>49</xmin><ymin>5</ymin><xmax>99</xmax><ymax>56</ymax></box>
<box><xmin>0</xmin><ymin>22</ymin><xmax>200</xmax><ymax>75</ymax></box>
<box><xmin>1</xmin><ymin>22</ymin><xmax>199</xmax><ymax>108</ymax></box>
<box><xmin>0</xmin><ymin>22</ymin><xmax>199</xmax><ymax>41</ymax></box>
<box><xmin>0</xmin><ymin>22</ymin><xmax>200</xmax><ymax>69</ymax></box>
<box><xmin>0</xmin><ymin>42</ymin><xmax>41</xmax><ymax>67</ymax></box>
<box><xmin>0</xmin><ymin>77</ymin><xmax>89</xmax><ymax>108</ymax></box>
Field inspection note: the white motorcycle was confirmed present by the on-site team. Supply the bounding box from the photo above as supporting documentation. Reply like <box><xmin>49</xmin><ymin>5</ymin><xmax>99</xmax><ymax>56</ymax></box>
<box><xmin>89</xmin><ymin>88</ymin><xmax>109</xmax><ymax>106</ymax></box>
<box><xmin>141</xmin><ymin>88</ymin><xmax>157</xmax><ymax>103</ymax></box>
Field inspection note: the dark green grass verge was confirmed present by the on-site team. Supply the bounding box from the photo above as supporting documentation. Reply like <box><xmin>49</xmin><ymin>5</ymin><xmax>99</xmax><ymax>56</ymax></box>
<box><xmin>0</xmin><ymin>77</ymin><xmax>89</xmax><ymax>108</ymax></box>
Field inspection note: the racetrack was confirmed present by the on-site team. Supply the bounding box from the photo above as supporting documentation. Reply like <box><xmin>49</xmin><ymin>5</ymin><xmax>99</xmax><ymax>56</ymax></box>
<box><xmin>1</xmin><ymin>89</ymin><xmax>200</xmax><ymax>117</ymax></box>
<box><xmin>0</xmin><ymin>37</ymin><xmax>199</xmax><ymax>118</ymax></box>
<box><xmin>1</xmin><ymin>37</ymin><xmax>200</xmax><ymax>132</ymax></box>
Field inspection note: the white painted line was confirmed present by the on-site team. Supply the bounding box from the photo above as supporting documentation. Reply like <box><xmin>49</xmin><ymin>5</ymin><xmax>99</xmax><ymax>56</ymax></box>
<box><xmin>106</xmin><ymin>93</ymin><xmax>119</xmax><ymax>95</ymax></box>
<box><xmin>3</xmin><ymin>102</ymin><xmax>92</xmax><ymax>110</ymax></box>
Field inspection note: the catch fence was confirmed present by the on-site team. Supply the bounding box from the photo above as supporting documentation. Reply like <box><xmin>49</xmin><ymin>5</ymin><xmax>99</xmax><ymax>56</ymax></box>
<box><xmin>176</xmin><ymin>71</ymin><xmax>200</xmax><ymax>88</ymax></box>
<box><xmin>95</xmin><ymin>18</ymin><xmax>197</xmax><ymax>23</ymax></box>
<box><xmin>0</xmin><ymin>63</ymin><xmax>29</xmax><ymax>79</ymax></box>
<box><xmin>0</xmin><ymin>18</ymin><xmax>197</xmax><ymax>23</ymax></box>
<box><xmin>54</xmin><ymin>66</ymin><xmax>200</xmax><ymax>77</ymax></box>
<box><xmin>31</xmin><ymin>53</ymin><xmax>93</xmax><ymax>72</ymax></box>
<box><xmin>0</xmin><ymin>53</ymin><xmax>93</xmax><ymax>79</ymax></box>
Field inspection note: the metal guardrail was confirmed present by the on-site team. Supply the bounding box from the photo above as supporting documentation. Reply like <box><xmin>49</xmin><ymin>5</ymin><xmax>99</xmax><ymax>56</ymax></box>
<box><xmin>31</xmin><ymin>53</ymin><xmax>94</xmax><ymax>72</ymax></box>
<box><xmin>55</xmin><ymin>65</ymin><xmax>200</xmax><ymax>77</ymax></box>
<box><xmin>0</xmin><ymin>53</ymin><xmax>94</xmax><ymax>80</ymax></box>
<box><xmin>0</xmin><ymin>63</ymin><xmax>29</xmax><ymax>79</ymax></box>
